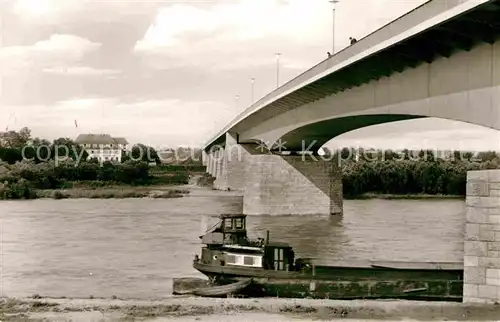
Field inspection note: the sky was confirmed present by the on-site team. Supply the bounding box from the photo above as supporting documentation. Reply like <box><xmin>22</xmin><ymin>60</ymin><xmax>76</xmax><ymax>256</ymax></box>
<box><xmin>1</xmin><ymin>0</ymin><xmax>500</xmax><ymax>151</ymax></box>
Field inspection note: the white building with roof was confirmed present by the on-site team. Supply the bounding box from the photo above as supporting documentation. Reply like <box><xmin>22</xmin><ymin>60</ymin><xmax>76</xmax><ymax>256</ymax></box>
<box><xmin>75</xmin><ymin>134</ymin><xmax>129</xmax><ymax>163</ymax></box>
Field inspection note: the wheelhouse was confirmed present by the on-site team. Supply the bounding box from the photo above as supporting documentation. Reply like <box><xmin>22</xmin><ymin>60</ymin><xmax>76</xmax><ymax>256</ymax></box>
<box><xmin>201</xmin><ymin>213</ymin><xmax>249</xmax><ymax>246</ymax></box>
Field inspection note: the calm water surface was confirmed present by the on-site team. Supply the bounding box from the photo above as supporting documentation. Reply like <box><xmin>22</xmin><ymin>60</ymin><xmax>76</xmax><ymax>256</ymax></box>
<box><xmin>0</xmin><ymin>190</ymin><xmax>465</xmax><ymax>299</ymax></box>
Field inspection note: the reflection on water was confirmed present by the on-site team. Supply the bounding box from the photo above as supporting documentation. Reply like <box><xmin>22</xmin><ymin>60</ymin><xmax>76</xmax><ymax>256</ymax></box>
<box><xmin>0</xmin><ymin>195</ymin><xmax>464</xmax><ymax>299</ymax></box>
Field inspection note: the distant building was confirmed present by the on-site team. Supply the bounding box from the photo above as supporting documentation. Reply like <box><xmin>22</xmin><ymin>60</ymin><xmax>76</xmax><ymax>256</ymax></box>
<box><xmin>75</xmin><ymin>134</ymin><xmax>129</xmax><ymax>163</ymax></box>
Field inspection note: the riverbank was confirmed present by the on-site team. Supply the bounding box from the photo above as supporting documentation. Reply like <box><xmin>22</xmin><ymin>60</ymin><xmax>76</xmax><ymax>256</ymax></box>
<box><xmin>1</xmin><ymin>297</ymin><xmax>499</xmax><ymax>321</ymax></box>
<box><xmin>32</xmin><ymin>173</ymin><xmax>205</xmax><ymax>200</ymax></box>
<box><xmin>345</xmin><ymin>193</ymin><xmax>464</xmax><ymax>200</ymax></box>
<box><xmin>29</xmin><ymin>184</ymin><xmax>466</xmax><ymax>201</ymax></box>
<box><xmin>3</xmin><ymin>170</ymin><xmax>466</xmax><ymax>201</ymax></box>
<box><xmin>35</xmin><ymin>186</ymin><xmax>190</xmax><ymax>199</ymax></box>
<box><xmin>0</xmin><ymin>160</ymin><xmax>205</xmax><ymax>200</ymax></box>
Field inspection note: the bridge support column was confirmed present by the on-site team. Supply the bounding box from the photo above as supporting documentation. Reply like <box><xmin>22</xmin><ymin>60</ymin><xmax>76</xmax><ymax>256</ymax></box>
<box><xmin>207</xmin><ymin>151</ymin><xmax>214</xmax><ymax>176</ymax></box>
<box><xmin>214</xmin><ymin>147</ymin><xmax>229</xmax><ymax>190</ymax></box>
<box><xmin>205</xmin><ymin>152</ymin><xmax>212</xmax><ymax>175</ymax></box>
<box><xmin>202</xmin><ymin>151</ymin><xmax>208</xmax><ymax>166</ymax></box>
<box><xmin>464</xmin><ymin>170</ymin><xmax>500</xmax><ymax>304</ymax></box>
<box><xmin>211</xmin><ymin>150</ymin><xmax>218</xmax><ymax>178</ymax></box>
<box><xmin>243</xmin><ymin>153</ymin><xmax>342</xmax><ymax>216</ymax></box>
<box><xmin>210</xmin><ymin>151</ymin><xmax>217</xmax><ymax>176</ymax></box>
<box><xmin>207</xmin><ymin>152</ymin><xmax>214</xmax><ymax>176</ymax></box>
<box><xmin>212</xmin><ymin>133</ymin><xmax>248</xmax><ymax>191</ymax></box>
<box><xmin>215</xmin><ymin>149</ymin><xmax>223</xmax><ymax>178</ymax></box>
<box><xmin>225</xmin><ymin>133</ymin><xmax>247</xmax><ymax>191</ymax></box>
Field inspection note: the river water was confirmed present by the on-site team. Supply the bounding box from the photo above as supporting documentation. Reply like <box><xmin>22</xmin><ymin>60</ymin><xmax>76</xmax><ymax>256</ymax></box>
<box><xmin>0</xmin><ymin>189</ymin><xmax>465</xmax><ymax>299</ymax></box>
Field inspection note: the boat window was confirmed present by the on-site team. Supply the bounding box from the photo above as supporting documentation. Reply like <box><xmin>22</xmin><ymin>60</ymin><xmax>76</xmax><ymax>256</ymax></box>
<box><xmin>235</xmin><ymin>218</ymin><xmax>244</xmax><ymax>229</ymax></box>
<box><xmin>226</xmin><ymin>255</ymin><xmax>236</xmax><ymax>264</ymax></box>
<box><xmin>274</xmin><ymin>248</ymin><xmax>285</xmax><ymax>270</ymax></box>
<box><xmin>225</xmin><ymin>252</ymin><xmax>262</xmax><ymax>267</ymax></box>
<box><xmin>225</xmin><ymin>218</ymin><xmax>233</xmax><ymax>229</ymax></box>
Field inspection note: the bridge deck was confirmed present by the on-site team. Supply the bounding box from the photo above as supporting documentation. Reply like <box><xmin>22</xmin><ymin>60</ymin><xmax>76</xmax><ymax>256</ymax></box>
<box><xmin>205</xmin><ymin>0</ymin><xmax>500</xmax><ymax>150</ymax></box>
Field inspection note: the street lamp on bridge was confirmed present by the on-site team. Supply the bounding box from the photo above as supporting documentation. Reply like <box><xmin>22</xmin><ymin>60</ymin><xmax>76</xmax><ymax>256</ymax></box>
<box><xmin>275</xmin><ymin>53</ymin><xmax>282</xmax><ymax>88</ymax></box>
<box><xmin>329</xmin><ymin>0</ymin><xmax>339</xmax><ymax>54</ymax></box>
<box><xmin>235</xmin><ymin>94</ymin><xmax>240</xmax><ymax>110</ymax></box>
<box><xmin>250</xmin><ymin>77</ymin><xmax>256</xmax><ymax>104</ymax></box>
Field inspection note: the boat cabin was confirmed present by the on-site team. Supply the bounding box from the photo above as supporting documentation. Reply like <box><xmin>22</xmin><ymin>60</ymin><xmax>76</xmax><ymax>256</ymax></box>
<box><xmin>201</xmin><ymin>214</ymin><xmax>249</xmax><ymax>246</ymax></box>
<box><xmin>198</xmin><ymin>214</ymin><xmax>296</xmax><ymax>271</ymax></box>
<box><xmin>263</xmin><ymin>242</ymin><xmax>295</xmax><ymax>271</ymax></box>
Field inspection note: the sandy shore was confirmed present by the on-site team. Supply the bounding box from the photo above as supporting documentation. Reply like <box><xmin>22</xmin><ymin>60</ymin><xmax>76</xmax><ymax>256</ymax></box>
<box><xmin>2</xmin><ymin>296</ymin><xmax>500</xmax><ymax>321</ymax></box>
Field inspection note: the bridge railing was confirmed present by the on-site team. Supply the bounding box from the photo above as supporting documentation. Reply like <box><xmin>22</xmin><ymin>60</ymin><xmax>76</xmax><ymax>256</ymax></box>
<box><xmin>205</xmin><ymin>0</ymin><xmax>478</xmax><ymax>148</ymax></box>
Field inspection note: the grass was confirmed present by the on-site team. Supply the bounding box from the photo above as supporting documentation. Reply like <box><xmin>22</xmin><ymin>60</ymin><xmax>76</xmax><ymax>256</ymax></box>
<box><xmin>36</xmin><ymin>187</ymin><xmax>190</xmax><ymax>199</ymax></box>
<box><xmin>33</xmin><ymin>165</ymin><xmax>205</xmax><ymax>200</ymax></box>
<box><xmin>147</xmin><ymin>173</ymin><xmax>190</xmax><ymax>186</ymax></box>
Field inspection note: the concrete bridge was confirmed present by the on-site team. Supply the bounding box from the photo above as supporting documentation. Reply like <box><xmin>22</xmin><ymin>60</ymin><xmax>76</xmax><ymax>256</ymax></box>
<box><xmin>203</xmin><ymin>0</ymin><xmax>500</xmax><ymax>303</ymax></box>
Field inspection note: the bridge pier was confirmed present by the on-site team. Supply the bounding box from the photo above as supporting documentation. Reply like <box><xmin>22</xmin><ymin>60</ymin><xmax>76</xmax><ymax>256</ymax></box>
<box><xmin>211</xmin><ymin>151</ymin><xmax>218</xmax><ymax>176</ymax></box>
<box><xmin>212</xmin><ymin>149</ymin><xmax>225</xmax><ymax>189</ymax></box>
<box><xmin>204</xmin><ymin>133</ymin><xmax>343</xmax><ymax>216</ymax></box>
<box><xmin>464</xmin><ymin>170</ymin><xmax>500</xmax><ymax>304</ymax></box>
<box><xmin>213</xmin><ymin>147</ymin><xmax>229</xmax><ymax>190</ymax></box>
<box><xmin>211</xmin><ymin>153</ymin><xmax>216</xmax><ymax>176</ymax></box>
<box><xmin>209</xmin><ymin>150</ymin><xmax>217</xmax><ymax>176</ymax></box>
<box><xmin>201</xmin><ymin>151</ymin><xmax>207</xmax><ymax>166</ymax></box>
<box><xmin>243</xmin><ymin>153</ymin><xmax>342</xmax><ymax>216</ymax></box>
<box><xmin>210</xmin><ymin>133</ymin><xmax>248</xmax><ymax>191</ymax></box>
<box><xmin>210</xmin><ymin>150</ymin><xmax>217</xmax><ymax>177</ymax></box>
<box><xmin>206</xmin><ymin>152</ymin><xmax>213</xmax><ymax>176</ymax></box>
<box><xmin>224</xmin><ymin>133</ymin><xmax>247</xmax><ymax>191</ymax></box>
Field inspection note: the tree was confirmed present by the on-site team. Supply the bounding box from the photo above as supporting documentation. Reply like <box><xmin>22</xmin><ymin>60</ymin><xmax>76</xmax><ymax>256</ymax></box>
<box><xmin>0</xmin><ymin>127</ymin><xmax>32</xmax><ymax>148</ymax></box>
<box><xmin>0</xmin><ymin>147</ymin><xmax>23</xmax><ymax>164</ymax></box>
<box><xmin>383</xmin><ymin>150</ymin><xmax>397</xmax><ymax>160</ymax></box>
<box><xmin>477</xmin><ymin>151</ymin><xmax>498</xmax><ymax>162</ymax></box>
<box><xmin>463</xmin><ymin>151</ymin><xmax>474</xmax><ymax>161</ymax></box>
<box><xmin>51</xmin><ymin>137</ymin><xmax>88</xmax><ymax>161</ymax></box>
<box><xmin>340</xmin><ymin>147</ymin><xmax>353</xmax><ymax>161</ymax></box>
<box><xmin>125</xmin><ymin>144</ymin><xmax>160</xmax><ymax>164</ymax></box>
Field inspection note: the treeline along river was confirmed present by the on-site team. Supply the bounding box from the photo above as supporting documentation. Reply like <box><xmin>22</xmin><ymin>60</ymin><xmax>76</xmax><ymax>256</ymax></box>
<box><xmin>2</xmin><ymin>149</ymin><xmax>500</xmax><ymax>200</ymax></box>
<box><xmin>3</xmin><ymin>126</ymin><xmax>500</xmax><ymax>199</ymax></box>
<box><xmin>0</xmin><ymin>193</ymin><xmax>465</xmax><ymax>299</ymax></box>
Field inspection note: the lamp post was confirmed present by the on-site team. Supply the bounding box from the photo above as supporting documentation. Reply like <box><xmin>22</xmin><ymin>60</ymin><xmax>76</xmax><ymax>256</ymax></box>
<box><xmin>0</xmin><ymin>6</ymin><xmax>4</xmax><ymax>104</ymax></box>
<box><xmin>250</xmin><ymin>77</ymin><xmax>255</xmax><ymax>104</ymax></box>
<box><xmin>275</xmin><ymin>53</ymin><xmax>281</xmax><ymax>88</ymax></box>
<box><xmin>329</xmin><ymin>0</ymin><xmax>339</xmax><ymax>54</ymax></box>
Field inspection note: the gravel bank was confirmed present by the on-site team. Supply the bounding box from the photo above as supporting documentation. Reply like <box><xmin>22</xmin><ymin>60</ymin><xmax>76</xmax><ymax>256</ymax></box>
<box><xmin>1</xmin><ymin>297</ymin><xmax>500</xmax><ymax>321</ymax></box>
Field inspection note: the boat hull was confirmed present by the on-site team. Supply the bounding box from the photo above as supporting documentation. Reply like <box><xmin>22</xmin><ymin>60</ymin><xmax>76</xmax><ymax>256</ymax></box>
<box><xmin>193</xmin><ymin>262</ymin><xmax>463</xmax><ymax>301</ymax></box>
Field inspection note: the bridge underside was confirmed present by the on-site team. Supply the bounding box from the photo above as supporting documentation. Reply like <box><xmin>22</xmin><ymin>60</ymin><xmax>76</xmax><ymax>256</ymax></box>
<box><xmin>276</xmin><ymin>114</ymin><xmax>426</xmax><ymax>152</ymax></box>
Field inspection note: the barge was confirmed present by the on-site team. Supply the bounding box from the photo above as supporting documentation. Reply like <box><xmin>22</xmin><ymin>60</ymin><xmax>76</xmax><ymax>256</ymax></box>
<box><xmin>190</xmin><ymin>214</ymin><xmax>464</xmax><ymax>300</ymax></box>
